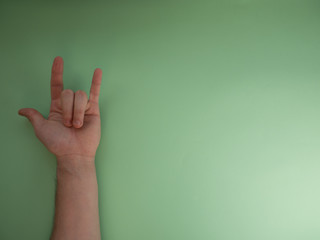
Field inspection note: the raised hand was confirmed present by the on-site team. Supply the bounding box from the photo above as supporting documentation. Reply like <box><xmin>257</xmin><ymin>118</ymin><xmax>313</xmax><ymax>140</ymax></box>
<box><xmin>18</xmin><ymin>56</ymin><xmax>102</xmax><ymax>161</ymax></box>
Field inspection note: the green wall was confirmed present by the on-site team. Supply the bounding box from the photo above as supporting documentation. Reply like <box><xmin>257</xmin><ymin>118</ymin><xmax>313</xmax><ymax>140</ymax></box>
<box><xmin>1</xmin><ymin>0</ymin><xmax>320</xmax><ymax>239</ymax></box>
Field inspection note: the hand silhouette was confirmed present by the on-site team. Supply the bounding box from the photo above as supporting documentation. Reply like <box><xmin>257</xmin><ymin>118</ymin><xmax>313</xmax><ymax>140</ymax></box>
<box><xmin>18</xmin><ymin>56</ymin><xmax>102</xmax><ymax>161</ymax></box>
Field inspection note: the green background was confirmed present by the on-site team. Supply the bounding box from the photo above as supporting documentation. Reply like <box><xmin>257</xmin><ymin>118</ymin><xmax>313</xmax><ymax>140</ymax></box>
<box><xmin>1</xmin><ymin>0</ymin><xmax>320</xmax><ymax>239</ymax></box>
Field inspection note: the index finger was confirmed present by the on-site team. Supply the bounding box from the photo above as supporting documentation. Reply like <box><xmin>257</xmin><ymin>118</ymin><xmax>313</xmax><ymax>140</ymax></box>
<box><xmin>89</xmin><ymin>68</ymin><xmax>102</xmax><ymax>103</ymax></box>
<box><xmin>51</xmin><ymin>56</ymin><xmax>64</xmax><ymax>101</ymax></box>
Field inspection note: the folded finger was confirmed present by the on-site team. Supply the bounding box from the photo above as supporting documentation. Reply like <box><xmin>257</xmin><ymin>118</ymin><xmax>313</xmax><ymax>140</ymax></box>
<box><xmin>61</xmin><ymin>89</ymin><xmax>74</xmax><ymax>127</ymax></box>
<box><xmin>73</xmin><ymin>90</ymin><xmax>89</xmax><ymax>128</ymax></box>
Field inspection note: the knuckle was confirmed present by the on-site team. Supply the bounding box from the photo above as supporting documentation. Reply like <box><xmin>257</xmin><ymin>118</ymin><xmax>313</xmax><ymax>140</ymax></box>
<box><xmin>62</xmin><ymin>89</ymin><xmax>74</xmax><ymax>96</ymax></box>
<box><xmin>75</xmin><ymin>90</ymin><xmax>87</xmax><ymax>98</ymax></box>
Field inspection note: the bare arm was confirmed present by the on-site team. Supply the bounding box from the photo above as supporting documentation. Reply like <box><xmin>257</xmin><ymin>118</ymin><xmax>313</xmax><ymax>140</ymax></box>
<box><xmin>51</xmin><ymin>155</ymin><xmax>100</xmax><ymax>240</ymax></box>
<box><xmin>18</xmin><ymin>56</ymin><xmax>102</xmax><ymax>240</ymax></box>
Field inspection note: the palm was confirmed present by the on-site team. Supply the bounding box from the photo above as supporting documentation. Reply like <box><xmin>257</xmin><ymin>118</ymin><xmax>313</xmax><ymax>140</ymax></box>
<box><xmin>36</xmin><ymin>101</ymin><xmax>101</xmax><ymax>158</ymax></box>
<box><xmin>20</xmin><ymin>57</ymin><xmax>102</xmax><ymax>159</ymax></box>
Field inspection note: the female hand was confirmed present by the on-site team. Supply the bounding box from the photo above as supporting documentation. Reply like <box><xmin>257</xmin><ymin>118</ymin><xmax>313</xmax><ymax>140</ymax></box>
<box><xmin>18</xmin><ymin>56</ymin><xmax>102</xmax><ymax>161</ymax></box>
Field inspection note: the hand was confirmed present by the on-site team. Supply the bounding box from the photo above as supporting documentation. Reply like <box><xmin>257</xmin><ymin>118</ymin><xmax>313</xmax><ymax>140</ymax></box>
<box><xmin>18</xmin><ymin>56</ymin><xmax>102</xmax><ymax>161</ymax></box>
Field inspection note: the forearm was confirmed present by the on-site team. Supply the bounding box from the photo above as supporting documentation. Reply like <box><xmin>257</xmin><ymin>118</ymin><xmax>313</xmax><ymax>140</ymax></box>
<box><xmin>50</xmin><ymin>155</ymin><xmax>101</xmax><ymax>240</ymax></box>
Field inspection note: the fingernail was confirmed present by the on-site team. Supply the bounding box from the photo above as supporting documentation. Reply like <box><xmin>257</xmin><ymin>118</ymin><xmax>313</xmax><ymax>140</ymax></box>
<box><xmin>74</xmin><ymin>120</ymin><xmax>82</xmax><ymax>127</ymax></box>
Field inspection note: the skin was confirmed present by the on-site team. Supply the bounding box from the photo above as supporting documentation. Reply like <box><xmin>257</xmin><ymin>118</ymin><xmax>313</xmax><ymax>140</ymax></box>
<box><xmin>18</xmin><ymin>56</ymin><xmax>102</xmax><ymax>240</ymax></box>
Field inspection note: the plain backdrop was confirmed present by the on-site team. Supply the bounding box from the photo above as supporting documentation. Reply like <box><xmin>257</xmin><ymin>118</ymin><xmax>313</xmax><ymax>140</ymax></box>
<box><xmin>1</xmin><ymin>0</ymin><xmax>320</xmax><ymax>239</ymax></box>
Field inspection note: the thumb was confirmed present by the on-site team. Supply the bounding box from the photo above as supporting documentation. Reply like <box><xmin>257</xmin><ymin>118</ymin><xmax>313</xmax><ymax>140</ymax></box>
<box><xmin>18</xmin><ymin>108</ymin><xmax>46</xmax><ymax>129</ymax></box>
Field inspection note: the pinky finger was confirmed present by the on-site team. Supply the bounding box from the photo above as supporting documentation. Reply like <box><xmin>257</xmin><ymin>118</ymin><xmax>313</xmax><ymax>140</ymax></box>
<box><xmin>89</xmin><ymin>68</ymin><xmax>102</xmax><ymax>104</ymax></box>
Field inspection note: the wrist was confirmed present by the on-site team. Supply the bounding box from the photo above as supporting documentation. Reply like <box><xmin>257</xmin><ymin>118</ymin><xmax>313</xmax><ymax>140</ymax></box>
<box><xmin>56</xmin><ymin>154</ymin><xmax>96</xmax><ymax>177</ymax></box>
<box><xmin>56</xmin><ymin>154</ymin><xmax>95</xmax><ymax>163</ymax></box>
